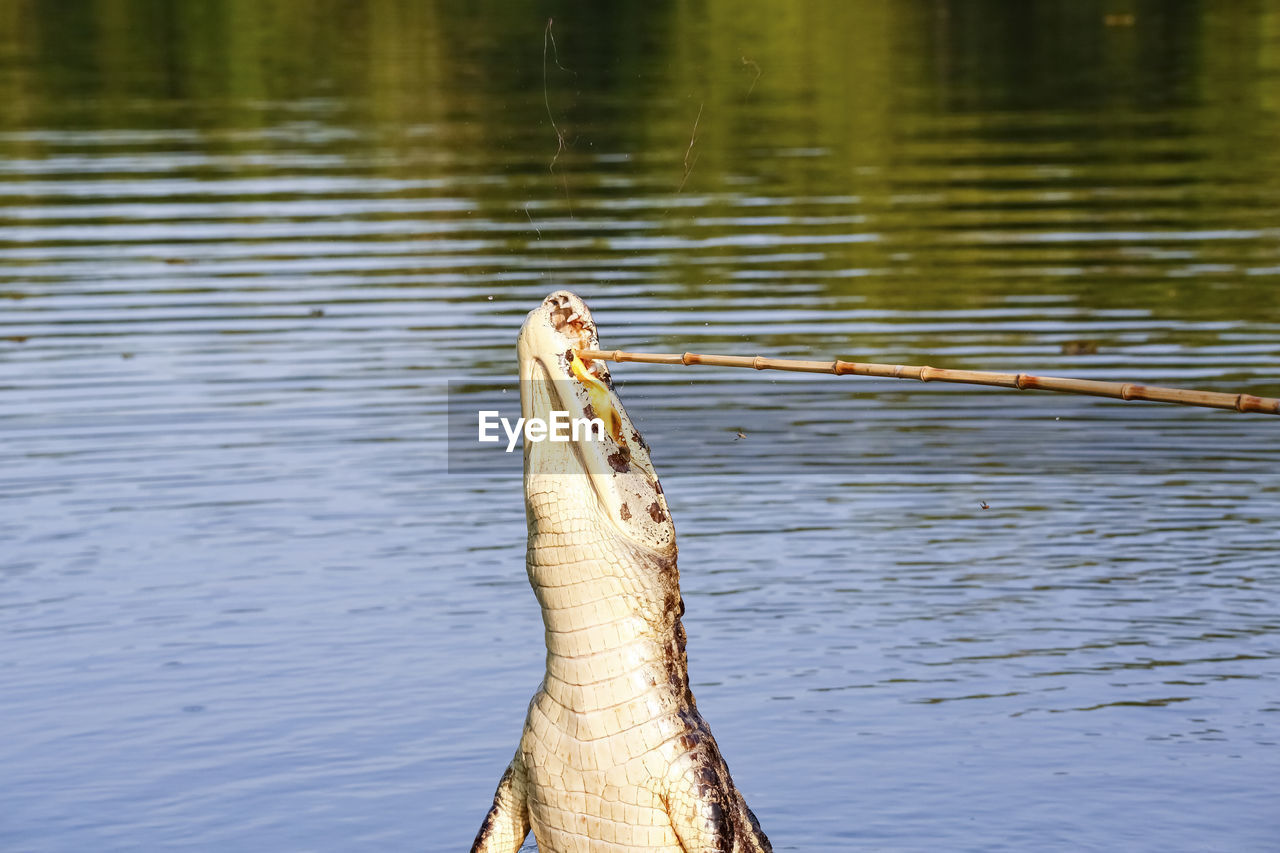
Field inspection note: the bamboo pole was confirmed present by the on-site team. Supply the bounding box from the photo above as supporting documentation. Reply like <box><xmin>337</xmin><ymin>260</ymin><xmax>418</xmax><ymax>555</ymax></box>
<box><xmin>577</xmin><ymin>349</ymin><xmax>1280</xmax><ymax>416</ymax></box>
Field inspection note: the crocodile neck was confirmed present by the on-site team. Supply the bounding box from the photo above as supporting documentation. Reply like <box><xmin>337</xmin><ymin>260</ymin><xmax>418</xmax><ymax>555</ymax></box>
<box><xmin>525</xmin><ymin>483</ymin><xmax>688</xmax><ymax>716</ymax></box>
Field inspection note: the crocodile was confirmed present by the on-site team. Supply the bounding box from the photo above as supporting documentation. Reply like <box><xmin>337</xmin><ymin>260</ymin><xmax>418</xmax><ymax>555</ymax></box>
<box><xmin>471</xmin><ymin>291</ymin><xmax>771</xmax><ymax>853</ymax></box>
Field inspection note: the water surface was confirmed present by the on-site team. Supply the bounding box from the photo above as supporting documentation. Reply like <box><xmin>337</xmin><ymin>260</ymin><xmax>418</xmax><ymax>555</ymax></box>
<box><xmin>1</xmin><ymin>2</ymin><xmax>1278</xmax><ymax>851</ymax></box>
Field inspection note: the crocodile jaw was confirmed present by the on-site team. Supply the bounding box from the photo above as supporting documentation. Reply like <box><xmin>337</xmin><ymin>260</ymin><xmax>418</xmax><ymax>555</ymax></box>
<box><xmin>516</xmin><ymin>290</ymin><xmax>683</xmax><ymax>669</ymax></box>
<box><xmin>517</xmin><ymin>290</ymin><xmax>675</xmax><ymax>557</ymax></box>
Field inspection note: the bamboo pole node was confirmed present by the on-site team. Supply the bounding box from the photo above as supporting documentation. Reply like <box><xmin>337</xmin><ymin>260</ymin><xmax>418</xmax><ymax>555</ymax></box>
<box><xmin>572</xmin><ymin>347</ymin><xmax>1280</xmax><ymax>417</ymax></box>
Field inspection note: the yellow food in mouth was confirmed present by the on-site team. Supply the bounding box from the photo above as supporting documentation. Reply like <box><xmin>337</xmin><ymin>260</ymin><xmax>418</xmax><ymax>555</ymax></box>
<box><xmin>570</xmin><ymin>353</ymin><xmax>624</xmax><ymax>444</ymax></box>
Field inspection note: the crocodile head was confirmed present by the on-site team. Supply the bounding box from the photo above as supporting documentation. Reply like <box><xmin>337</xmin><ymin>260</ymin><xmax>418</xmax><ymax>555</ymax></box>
<box><xmin>517</xmin><ymin>290</ymin><xmax>675</xmax><ymax>555</ymax></box>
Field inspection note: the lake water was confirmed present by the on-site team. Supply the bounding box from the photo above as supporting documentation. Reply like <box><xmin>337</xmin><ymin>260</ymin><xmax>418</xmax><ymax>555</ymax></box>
<box><xmin>1</xmin><ymin>2</ymin><xmax>1278</xmax><ymax>851</ymax></box>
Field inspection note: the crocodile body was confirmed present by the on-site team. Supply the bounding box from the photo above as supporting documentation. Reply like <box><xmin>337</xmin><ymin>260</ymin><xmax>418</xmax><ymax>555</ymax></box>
<box><xmin>472</xmin><ymin>292</ymin><xmax>770</xmax><ymax>853</ymax></box>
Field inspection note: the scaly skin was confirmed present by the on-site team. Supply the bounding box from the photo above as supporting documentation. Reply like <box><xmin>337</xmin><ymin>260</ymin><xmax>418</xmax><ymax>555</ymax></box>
<box><xmin>472</xmin><ymin>292</ymin><xmax>771</xmax><ymax>853</ymax></box>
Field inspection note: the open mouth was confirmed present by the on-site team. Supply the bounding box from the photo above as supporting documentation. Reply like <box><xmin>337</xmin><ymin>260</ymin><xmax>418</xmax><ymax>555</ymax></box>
<box><xmin>523</xmin><ymin>292</ymin><xmax>629</xmax><ymax>472</ymax></box>
<box><xmin>547</xmin><ymin>291</ymin><xmax>597</xmax><ymax>355</ymax></box>
<box><xmin>541</xmin><ymin>292</ymin><xmax>623</xmax><ymax>444</ymax></box>
<box><xmin>520</xmin><ymin>290</ymin><xmax>672</xmax><ymax>549</ymax></box>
